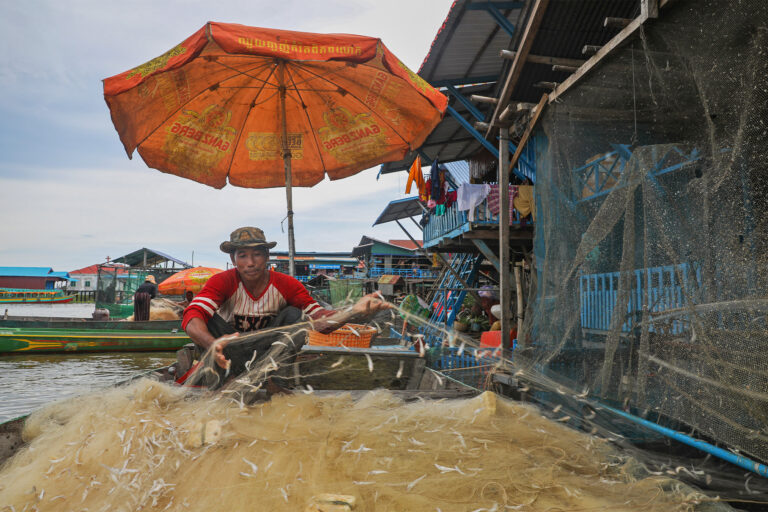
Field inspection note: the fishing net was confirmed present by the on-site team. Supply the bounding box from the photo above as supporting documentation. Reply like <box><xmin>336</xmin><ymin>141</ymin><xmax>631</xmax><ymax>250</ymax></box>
<box><xmin>96</xmin><ymin>265</ymin><xmax>150</xmax><ymax>319</ymax></box>
<box><xmin>0</xmin><ymin>376</ymin><xmax>727</xmax><ymax>511</ymax></box>
<box><xmin>1</xmin><ymin>297</ymin><xmax>761</xmax><ymax>511</ymax></box>
<box><xmin>518</xmin><ymin>0</ymin><xmax>768</xmax><ymax>488</ymax></box>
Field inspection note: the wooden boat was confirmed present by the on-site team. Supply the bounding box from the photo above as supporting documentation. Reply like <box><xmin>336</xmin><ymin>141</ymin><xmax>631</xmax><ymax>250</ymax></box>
<box><xmin>0</xmin><ymin>315</ymin><xmax>181</xmax><ymax>331</ymax></box>
<box><xmin>0</xmin><ymin>288</ymin><xmax>75</xmax><ymax>304</ymax></box>
<box><xmin>0</xmin><ymin>326</ymin><xmax>190</xmax><ymax>354</ymax></box>
<box><xmin>0</xmin><ymin>341</ymin><xmax>476</xmax><ymax>466</ymax></box>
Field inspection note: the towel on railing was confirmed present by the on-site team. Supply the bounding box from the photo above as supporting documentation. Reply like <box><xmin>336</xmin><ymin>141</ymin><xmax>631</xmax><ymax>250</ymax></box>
<box><xmin>487</xmin><ymin>185</ymin><xmax>518</xmax><ymax>223</ymax></box>
<box><xmin>457</xmin><ymin>183</ymin><xmax>490</xmax><ymax>221</ymax></box>
<box><xmin>516</xmin><ymin>185</ymin><xmax>535</xmax><ymax>221</ymax></box>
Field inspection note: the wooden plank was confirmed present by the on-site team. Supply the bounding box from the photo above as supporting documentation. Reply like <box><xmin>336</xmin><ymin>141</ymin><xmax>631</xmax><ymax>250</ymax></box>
<box><xmin>508</xmin><ymin>93</ymin><xmax>548</xmax><ymax>173</ymax></box>
<box><xmin>488</xmin><ymin>0</ymin><xmax>551</xmax><ymax>131</ymax></box>
<box><xmin>548</xmin><ymin>11</ymin><xmax>651</xmax><ymax>104</ymax></box>
<box><xmin>499</xmin><ymin>49</ymin><xmax>585</xmax><ymax>69</ymax></box>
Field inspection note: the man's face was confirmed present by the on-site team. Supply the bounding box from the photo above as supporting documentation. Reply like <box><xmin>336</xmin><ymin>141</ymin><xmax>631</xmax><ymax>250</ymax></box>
<box><xmin>232</xmin><ymin>247</ymin><xmax>268</xmax><ymax>281</ymax></box>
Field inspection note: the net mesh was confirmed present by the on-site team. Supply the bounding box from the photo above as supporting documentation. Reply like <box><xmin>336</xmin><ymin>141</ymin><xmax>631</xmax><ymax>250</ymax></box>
<box><xmin>521</xmin><ymin>0</ymin><xmax>768</xmax><ymax>466</ymax></box>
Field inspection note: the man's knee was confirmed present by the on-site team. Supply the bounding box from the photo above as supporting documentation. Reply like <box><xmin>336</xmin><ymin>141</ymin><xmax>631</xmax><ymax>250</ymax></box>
<box><xmin>271</xmin><ymin>306</ymin><xmax>303</xmax><ymax>327</ymax></box>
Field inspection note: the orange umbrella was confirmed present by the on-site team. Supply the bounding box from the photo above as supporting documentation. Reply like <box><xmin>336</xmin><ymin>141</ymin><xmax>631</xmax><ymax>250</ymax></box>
<box><xmin>158</xmin><ymin>267</ymin><xmax>223</xmax><ymax>295</ymax></box>
<box><xmin>103</xmin><ymin>22</ymin><xmax>447</xmax><ymax>275</ymax></box>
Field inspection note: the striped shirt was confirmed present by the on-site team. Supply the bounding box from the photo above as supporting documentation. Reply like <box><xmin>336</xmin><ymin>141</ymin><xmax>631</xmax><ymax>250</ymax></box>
<box><xmin>182</xmin><ymin>269</ymin><xmax>331</xmax><ymax>333</ymax></box>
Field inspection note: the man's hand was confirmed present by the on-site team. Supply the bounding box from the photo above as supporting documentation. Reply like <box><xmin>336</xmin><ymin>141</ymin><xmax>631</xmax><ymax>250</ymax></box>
<box><xmin>351</xmin><ymin>292</ymin><xmax>392</xmax><ymax>316</ymax></box>
<box><xmin>311</xmin><ymin>293</ymin><xmax>392</xmax><ymax>335</ymax></box>
<box><xmin>212</xmin><ymin>333</ymin><xmax>239</xmax><ymax>369</ymax></box>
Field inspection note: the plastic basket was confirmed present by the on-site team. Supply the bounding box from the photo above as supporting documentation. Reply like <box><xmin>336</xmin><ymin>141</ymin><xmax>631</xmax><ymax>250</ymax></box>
<box><xmin>307</xmin><ymin>323</ymin><xmax>376</xmax><ymax>348</ymax></box>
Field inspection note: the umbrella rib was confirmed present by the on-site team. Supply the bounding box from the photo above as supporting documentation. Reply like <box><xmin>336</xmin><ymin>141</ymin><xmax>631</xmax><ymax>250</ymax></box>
<box><xmin>223</xmin><ymin>61</ymin><xmax>280</xmax><ymax>183</ymax></box>
<box><xmin>212</xmin><ymin>58</ymin><xmax>276</xmax><ymax>88</ymax></box>
<box><xmin>285</xmin><ymin>66</ymin><xmax>329</xmax><ymax>175</ymax></box>
<box><xmin>131</xmin><ymin>61</ymin><xmax>275</xmax><ymax>151</ymax></box>
<box><xmin>292</xmin><ymin>62</ymin><xmax>411</xmax><ymax>147</ymax></box>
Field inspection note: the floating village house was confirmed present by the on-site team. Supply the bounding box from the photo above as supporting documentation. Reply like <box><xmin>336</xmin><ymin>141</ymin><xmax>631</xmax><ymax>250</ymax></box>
<box><xmin>0</xmin><ymin>267</ymin><xmax>72</xmax><ymax>290</ymax></box>
<box><xmin>376</xmin><ymin>0</ymin><xmax>768</xmax><ymax>477</ymax></box>
<box><xmin>268</xmin><ymin>251</ymin><xmax>360</xmax><ymax>281</ymax></box>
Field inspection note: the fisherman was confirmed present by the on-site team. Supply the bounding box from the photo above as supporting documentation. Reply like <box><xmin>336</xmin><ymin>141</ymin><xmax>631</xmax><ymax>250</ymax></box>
<box><xmin>133</xmin><ymin>275</ymin><xmax>157</xmax><ymax>321</ymax></box>
<box><xmin>182</xmin><ymin>227</ymin><xmax>390</xmax><ymax>379</ymax></box>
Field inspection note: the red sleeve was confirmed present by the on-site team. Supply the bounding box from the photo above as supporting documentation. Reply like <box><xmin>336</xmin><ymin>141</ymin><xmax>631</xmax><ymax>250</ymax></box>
<box><xmin>271</xmin><ymin>272</ymin><xmax>334</xmax><ymax>320</ymax></box>
<box><xmin>182</xmin><ymin>269</ymin><xmax>239</xmax><ymax>330</ymax></box>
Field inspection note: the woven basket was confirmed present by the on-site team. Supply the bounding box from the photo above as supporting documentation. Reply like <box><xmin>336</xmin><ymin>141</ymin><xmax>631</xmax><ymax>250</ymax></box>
<box><xmin>307</xmin><ymin>323</ymin><xmax>376</xmax><ymax>348</ymax></box>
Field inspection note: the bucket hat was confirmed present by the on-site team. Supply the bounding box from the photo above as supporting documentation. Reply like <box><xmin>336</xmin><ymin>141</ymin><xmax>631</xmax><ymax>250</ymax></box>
<box><xmin>220</xmin><ymin>227</ymin><xmax>277</xmax><ymax>254</ymax></box>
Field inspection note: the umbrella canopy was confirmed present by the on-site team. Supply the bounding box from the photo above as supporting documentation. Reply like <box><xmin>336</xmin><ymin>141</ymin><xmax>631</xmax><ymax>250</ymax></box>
<box><xmin>158</xmin><ymin>266</ymin><xmax>223</xmax><ymax>295</ymax></box>
<box><xmin>103</xmin><ymin>23</ymin><xmax>447</xmax><ymax>275</ymax></box>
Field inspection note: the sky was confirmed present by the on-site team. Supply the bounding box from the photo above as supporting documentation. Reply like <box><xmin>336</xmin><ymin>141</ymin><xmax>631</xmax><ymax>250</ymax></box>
<box><xmin>0</xmin><ymin>0</ymin><xmax>451</xmax><ymax>271</ymax></box>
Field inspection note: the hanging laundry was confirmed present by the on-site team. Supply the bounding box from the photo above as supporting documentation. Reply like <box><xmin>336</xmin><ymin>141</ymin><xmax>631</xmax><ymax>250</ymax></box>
<box><xmin>487</xmin><ymin>184</ymin><xmax>518</xmax><ymax>225</ymax></box>
<box><xmin>423</xmin><ymin>178</ymin><xmax>432</xmax><ymax>202</ymax></box>
<box><xmin>430</xmin><ymin>159</ymin><xmax>442</xmax><ymax>201</ymax></box>
<box><xmin>445</xmin><ymin>190</ymin><xmax>457</xmax><ymax>208</ymax></box>
<box><xmin>405</xmin><ymin>156</ymin><xmax>424</xmax><ymax>195</ymax></box>
<box><xmin>457</xmin><ymin>183</ymin><xmax>491</xmax><ymax>222</ymax></box>
<box><xmin>435</xmin><ymin>204</ymin><xmax>446</xmax><ymax>216</ymax></box>
<box><xmin>515</xmin><ymin>185</ymin><xmax>535</xmax><ymax>221</ymax></box>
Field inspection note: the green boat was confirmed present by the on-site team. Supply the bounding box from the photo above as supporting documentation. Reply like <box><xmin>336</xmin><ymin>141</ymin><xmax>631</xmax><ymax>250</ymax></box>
<box><xmin>0</xmin><ymin>326</ymin><xmax>190</xmax><ymax>354</ymax></box>
<box><xmin>0</xmin><ymin>315</ymin><xmax>181</xmax><ymax>331</ymax></box>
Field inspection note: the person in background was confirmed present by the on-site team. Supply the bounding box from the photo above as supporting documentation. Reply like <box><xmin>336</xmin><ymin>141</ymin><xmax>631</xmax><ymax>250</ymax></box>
<box><xmin>133</xmin><ymin>275</ymin><xmax>157</xmax><ymax>321</ymax></box>
<box><xmin>179</xmin><ymin>290</ymin><xmax>194</xmax><ymax>308</ymax></box>
<box><xmin>477</xmin><ymin>286</ymin><xmax>500</xmax><ymax>323</ymax></box>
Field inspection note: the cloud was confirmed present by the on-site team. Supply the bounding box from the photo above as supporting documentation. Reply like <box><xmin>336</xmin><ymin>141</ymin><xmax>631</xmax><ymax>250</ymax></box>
<box><xmin>0</xmin><ymin>0</ymin><xmax>447</xmax><ymax>271</ymax></box>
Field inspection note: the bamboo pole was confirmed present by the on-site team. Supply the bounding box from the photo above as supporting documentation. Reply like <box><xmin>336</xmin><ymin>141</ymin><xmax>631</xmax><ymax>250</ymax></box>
<box><xmin>514</xmin><ymin>263</ymin><xmax>524</xmax><ymax>339</ymax></box>
<box><xmin>499</xmin><ymin>126</ymin><xmax>511</xmax><ymax>358</ymax></box>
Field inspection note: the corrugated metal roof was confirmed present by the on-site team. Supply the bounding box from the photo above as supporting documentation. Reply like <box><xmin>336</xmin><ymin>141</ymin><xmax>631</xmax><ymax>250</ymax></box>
<box><xmin>419</xmin><ymin>0</ymin><xmax>524</xmax><ymax>85</ymax></box>
<box><xmin>113</xmin><ymin>248</ymin><xmax>191</xmax><ymax>268</ymax></box>
<box><xmin>381</xmin><ymin>0</ymin><xmax>642</xmax><ymax>174</ymax></box>
<box><xmin>444</xmin><ymin>160</ymin><xmax>471</xmax><ymax>185</ymax></box>
<box><xmin>511</xmin><ymin>0</ymin><xmax>638</xmax><ymax>103</ymax></box>
<box><xmin>0</xmin><ymin>267</ymin><xmax>54</xmax><ymax>277</ymax></box>
<box><xmin>373</xmin><ymin>197</ymin><xmax>424</xmax><ymax>226</ymax></box>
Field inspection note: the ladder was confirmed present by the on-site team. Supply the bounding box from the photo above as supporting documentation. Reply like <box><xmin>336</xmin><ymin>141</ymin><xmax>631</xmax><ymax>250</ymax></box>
<box><xmin>420</xmin><ymin>253</ymin><xmax>483</xmax><ymax>346</ymax></box>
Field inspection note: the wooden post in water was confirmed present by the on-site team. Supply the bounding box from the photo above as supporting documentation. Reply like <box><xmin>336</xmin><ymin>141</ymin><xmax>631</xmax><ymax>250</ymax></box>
<box><xmin>499</xmin><ymin>126</ymin><xmax>511</xmax><ymax>360</ymax></box>
<box><xmin>514</xmin><ymin>262</ymin><xmax>524</xmax><ymax>339</ymax></box>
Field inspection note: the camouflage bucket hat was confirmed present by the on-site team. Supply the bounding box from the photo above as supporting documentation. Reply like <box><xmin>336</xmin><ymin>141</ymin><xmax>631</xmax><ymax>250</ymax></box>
<box><xmin>220</xmin><ymin>227</ymin><xmax>277</xmax><ymax>254</ymax></box>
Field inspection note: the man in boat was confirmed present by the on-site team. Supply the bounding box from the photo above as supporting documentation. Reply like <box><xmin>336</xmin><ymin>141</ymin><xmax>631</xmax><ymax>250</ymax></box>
<box><xmin>182</xmin><ymin>227</ymin><xmax>389</xmax><ymax>379</ymax></box>
<box><xmin>133</xmin><ymin>275</ymin><xmax>157</xmax><ymax>321</ymax></box>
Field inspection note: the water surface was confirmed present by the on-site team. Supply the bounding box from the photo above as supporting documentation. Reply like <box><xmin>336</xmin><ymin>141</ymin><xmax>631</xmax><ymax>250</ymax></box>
<box><xmin>2</xmin><ymin>303</ymin><xmax>96</xmax><ymax>318</ymax></box>
<box><xmin>0</xmin><ymin>352</ymin><xmax>175</xmax><ymax>422</ymax></box>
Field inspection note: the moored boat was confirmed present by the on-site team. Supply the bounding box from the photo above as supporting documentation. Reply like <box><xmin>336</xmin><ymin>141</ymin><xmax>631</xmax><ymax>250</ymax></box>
<box><xmin>0</xmin><ymin>288</ymin><xmax>75</xmax><ymax>304</ymax></box>
<box><xmin>0</xmin><ymin>326</ymin><xmax>190</xmax><ymax>354</ymax></box>
<box><xmin>0</xmin><ymin>315</ymin><xmax>181</xmax><ymax>331</ymax></box>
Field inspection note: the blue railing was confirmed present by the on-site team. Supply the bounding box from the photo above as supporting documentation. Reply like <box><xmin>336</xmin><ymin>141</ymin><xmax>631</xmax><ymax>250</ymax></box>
<box><xmin>423</xmin><ymin>194</ymin><xmax>526</xmax><ymax>248</ymax></box>
<box><xmin>296</xmin><ymin>273</ymin><xmax>365</xmax><ymax>282</ymax></box>
<box><xmin>368</xmin><ymin>267</ymin><xmax>439</xmax><ymax>278</ymax></box>
<box><xmin>579</xmin><ymin>262</ymin><xmax>703</xmax><ymax>335</ymax></box>
<box><xmin>573</xmin><ymin>145</ymin><xmax>701</xmax><ymax>202</ymax></box>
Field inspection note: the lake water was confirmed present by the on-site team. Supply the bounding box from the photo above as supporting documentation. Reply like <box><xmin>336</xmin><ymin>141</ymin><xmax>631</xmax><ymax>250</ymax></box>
<box><xmin>0</xmin><ymin>303</ymin><xmax>180</xmax><ymax>422</ymax></box>
<box><xmin>0</xmin><ymin>352</ymin><xmax>177</xmax><ymax>423</ymax></box>
<box><xmin>2</xmin><ymin>302</ymin><xmax>96</xmax><ymax>318</ymax></box>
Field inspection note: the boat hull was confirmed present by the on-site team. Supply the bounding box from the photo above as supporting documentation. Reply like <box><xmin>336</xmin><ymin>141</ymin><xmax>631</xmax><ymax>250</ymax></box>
<box><xmin>0</xmin><ymin>295</ymin><xmax>75</xmax><ymax>304</ymax></box>
<box><xmin>0</xmin><ymin>316</ymin><xmax>182</xmax><ymax>331</ymax></box>
<box><xmin>0</xmin><ymin>327</ymin><xmax>190</xmax><ymax>354</ymax></box>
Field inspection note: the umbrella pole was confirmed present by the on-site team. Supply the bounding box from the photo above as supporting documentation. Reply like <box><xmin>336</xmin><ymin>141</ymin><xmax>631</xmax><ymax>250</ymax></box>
<box><xmin>278</xmin><ymin>60</ymin><xmax>296</xmax><ymax>277</ymax></box>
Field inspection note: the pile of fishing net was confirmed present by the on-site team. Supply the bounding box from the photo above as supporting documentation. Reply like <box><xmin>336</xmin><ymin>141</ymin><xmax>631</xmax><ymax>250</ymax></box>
<box><xmin>0</xmin><ymin>378</ymin><xmax>730</xmax><ymax>511</ymax></box>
